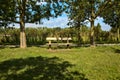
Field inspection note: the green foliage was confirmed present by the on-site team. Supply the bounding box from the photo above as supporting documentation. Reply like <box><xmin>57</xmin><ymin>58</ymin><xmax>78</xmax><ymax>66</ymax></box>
<box><xmin>0</xmin><ymin>0</ymin><xmax>15</xmax><ymax>27</ymax></box>
<box><xmin>0</xmin><ymin>0</ymin><xmax>67</xmax><ymax>48</ymax></box>
<box><xmin>101</xmin><ymin>0</ymin><xmax>120</xmax><ymax>42</ymax></box>
<box><xmin>0</xmin><ymin>26</ymin><xmax>119</xmax><ymax>45</ymax></box>
<box><xmin>65</xmin><ymin>0</ymin><xmax>114</xmax><ymax>45</ymax></box>
<box><xmin>101</xmin><ymin>0</ymin><xmax>120</xmax><ymax>28</ymax></box>
<box><xmin>0</xmin><ymin>0</ymin><xmax>66</xmax><ymax>24</ymax></box>
<box><xmin>1</xmin><ymin>0</ymin><xmax>120</xmax><ymax>46</ymax></box>
<box><xmin>26</xmin><ymin>27</ymin><xmax>49</xmax><ymax>45</ymax></box>
<box><xmin>94</xmin><ymin>23</ymin><xmax>102</xmax><ymax>41</ymax></box>
<box><xmin>0</xmin><ymin>27</ymin><xmax>19</xmax><ymax>45</ymax></box>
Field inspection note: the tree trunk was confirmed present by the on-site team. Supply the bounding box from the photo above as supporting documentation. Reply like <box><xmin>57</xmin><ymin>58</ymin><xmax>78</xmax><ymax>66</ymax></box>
<box><xmin>20</xmin><ymin>0</ymin><xmax>27</xmax><ymax>48</ymax></box>
<box><xmin>77</xmin><ymin>26</ymin><xmax>81</xmax><ymax>46</ymax></box>
<box><xmin>20</xmin><ymin>31</ymin><xmax>26</xmax><ymax>48</ymax></box>
<box><xmin>90</xmin><ymin>3</ymin><xmax>95</xmax><ymax>47</ymax></box>
<box><xmin>20</xmin><ymin>17</ymin><xmax>26</xmax><ymax>48</ymax></box>
<box><xmin>117</xmin><ymin>27</ymin><xmax>119</xmax><ymax>42</ymax></box>
<box><xmin>90</xmin><ymin>20</ymin><xmax>95</xmax><ymax>46</ymax></box>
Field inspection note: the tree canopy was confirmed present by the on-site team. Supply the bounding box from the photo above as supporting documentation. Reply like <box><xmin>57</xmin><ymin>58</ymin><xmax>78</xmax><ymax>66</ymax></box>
<box><xmin>0</xmin><ymin>0</ymin><xmax>67</xmax><ymax>48</ymax></box>
<box><xmin>65</xmin><ymin>0</ymin><xmax>114</xmax><ymax>46</ymax></box>
<box><xmin>101</xmin><ymin>0</ymin><xmax>120</xmax><ymax>41</ymax></box>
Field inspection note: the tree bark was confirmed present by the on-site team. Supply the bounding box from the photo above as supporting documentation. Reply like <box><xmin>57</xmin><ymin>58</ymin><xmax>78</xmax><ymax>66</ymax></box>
<box><xmin>20</xmin><ymin>15</ymin><xmax>26</xmax><ymax>48</ymax></box>
<box><xmin>90</xmin><ymin>2</ymin><xmax>95</xmax><ymax>47</ymax></box>
<box><xmin>77</xmin><ymin>26</ymin><xmax>81</xmax><ymax>46</ymax></box>
<box><xmin>90</xmin><ymin>20</ymin><xmax>95</xmax><ymax>46</ymax></box>
<box><xmin>20</xmin><ymin>0</ymin><xmax>27</xmax><ymax>48</ymax></box>
<box><xmin>117</xmin><ymin>27</ymin><xmax>119</xmax><ymax>42</ymax></box>
<box><xmin>20</xmin><ymin>31</ymin><xmax>26</xmax><ymax>48</ymax></box>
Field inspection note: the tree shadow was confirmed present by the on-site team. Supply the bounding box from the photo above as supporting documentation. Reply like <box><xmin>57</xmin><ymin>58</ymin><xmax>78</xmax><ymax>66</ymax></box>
<box><xmin>109</xmin><ymin>47</ymin><xmax>120</xmax><ymax>54</ymax></box>
<box><xmin>0</xmin><ymin>56</ymin><xmax>88</xmax><ymax>80</ymax></box>
<box><xmin>114</xmin><ymin>49</ymin><xmax>120</xmax><ymax>54</ymax></box>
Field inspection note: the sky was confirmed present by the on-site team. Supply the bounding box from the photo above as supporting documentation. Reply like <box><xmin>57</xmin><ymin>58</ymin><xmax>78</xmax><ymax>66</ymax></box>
<box><xmin>9</xmin><ymin>1</ymin><xmax>111</xmax><ymax>31</ymax></box>
<box><xmin>11</xmin><ymin>13</ymin><xmax>111</xmax><ymax>31</ymax></box>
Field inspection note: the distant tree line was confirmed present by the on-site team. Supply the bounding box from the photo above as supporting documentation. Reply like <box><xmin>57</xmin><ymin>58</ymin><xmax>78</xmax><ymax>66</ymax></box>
<box><xmin>0</xmin><ymin>24</ymin><xmax>119</xmax><ymax>45</ymax></box>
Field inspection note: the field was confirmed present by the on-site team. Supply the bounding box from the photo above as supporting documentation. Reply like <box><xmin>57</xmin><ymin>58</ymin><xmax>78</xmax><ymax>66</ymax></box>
<box><xmin>0</xmin><ymin>46</ymin><xmax>120</xmax><ymax>80</ymax></box>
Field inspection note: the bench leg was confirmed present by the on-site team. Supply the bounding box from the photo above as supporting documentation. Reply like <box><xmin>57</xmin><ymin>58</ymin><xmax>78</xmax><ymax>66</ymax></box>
<box><xmin>48</xmin><ymin>44</ymin><xmax>51</xmax><ymax>49</ymax></box>
<box><xmin>67</xmin><ymin>44</ymin><xmax>69</xmax><ymax>49</ymax></box>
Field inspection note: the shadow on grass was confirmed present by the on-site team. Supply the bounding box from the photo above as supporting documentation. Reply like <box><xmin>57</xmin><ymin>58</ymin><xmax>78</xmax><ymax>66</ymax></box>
<box><xmin>0</xmin><ymin>56</ymin><xmax>88</xmax><ymax>80</ymax></box>
<box><xmin>114</xmin><ymin>49</ymin><xmax>120</xmax><ymax>54</ymax></box>
<box><xmin>109</xmin><ymin>47</ymin><xmax>120</xmax><ymax>54</ymax></box>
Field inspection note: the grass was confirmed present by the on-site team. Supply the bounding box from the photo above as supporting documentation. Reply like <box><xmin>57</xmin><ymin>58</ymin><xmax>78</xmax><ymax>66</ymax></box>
<box><xmin>0</xmin><ymin>46</ymin><xmax>120</xmax><ymax>80</ymax></box>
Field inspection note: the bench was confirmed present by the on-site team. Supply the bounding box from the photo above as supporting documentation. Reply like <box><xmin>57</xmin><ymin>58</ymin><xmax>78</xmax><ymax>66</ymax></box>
<box><xmin>46</xmin><ymin>37</ymin><xmax>72</xmax><ymax>49</ymax></box>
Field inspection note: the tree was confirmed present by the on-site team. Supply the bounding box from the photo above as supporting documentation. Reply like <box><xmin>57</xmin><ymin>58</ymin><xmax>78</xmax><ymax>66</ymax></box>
<box><xmin>66</xmin><ymin>0</ymin><xmax>86</xmax><ymax>45</ymax></box>
<box><xmin>68</xmin><ymin>20</ymin><xmax>84</xmax><ymax>45</ymax></box>
<box><xmin>0</xmin><ymin>0</ymin><xmax>14</xmax><ymax>28</ymax></box>
<box><xmin>94</xmin><ymin>23</ymin><xmax>102</xmax><ymax>42</ymax></box>
<box><xmin>65</xmin><ymin>0</ymin><xmax>113</xmax><ymax>46</ymax></box>
<box><xmin>101</xmin><ymin>0</ymin><xmax>120</xmax><ymax>42</ymax></box>
<box><xmin>0</xmin><ymin>0</ymin><xmax>65</xmax><ymax>48</ymax></box>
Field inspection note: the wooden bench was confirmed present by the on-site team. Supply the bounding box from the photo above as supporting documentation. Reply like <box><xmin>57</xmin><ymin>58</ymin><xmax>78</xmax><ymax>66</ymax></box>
<box><xmin>46</xmin><ymin>37</ymin><xmax>72</xmax><ymax>49</ymax></box>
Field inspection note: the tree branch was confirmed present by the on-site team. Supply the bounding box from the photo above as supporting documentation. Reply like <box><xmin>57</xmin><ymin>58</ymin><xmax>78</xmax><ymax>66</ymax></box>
<box><xmin>95</xmin><ymin>0</ymin><xmax>113</xmax><ymax>18</ymax></box>
<box><xmin>0</xmin><ymin>17</ymin><xmax>20</xmax><ymax>23</ymax></box>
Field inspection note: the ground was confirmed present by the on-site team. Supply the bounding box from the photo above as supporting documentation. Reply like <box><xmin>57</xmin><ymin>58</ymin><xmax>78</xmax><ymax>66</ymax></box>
<box><xmin>0</xmin><ymin>46</ymin><xmax>120</xmax><ymax>80</ymax></box>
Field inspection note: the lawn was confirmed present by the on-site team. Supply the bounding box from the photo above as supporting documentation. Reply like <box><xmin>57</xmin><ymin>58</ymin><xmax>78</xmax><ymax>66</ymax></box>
<box><xmin>0</xmin><ymin>46</ymin><xmax>120</xmax><ymax>80</ymax></box>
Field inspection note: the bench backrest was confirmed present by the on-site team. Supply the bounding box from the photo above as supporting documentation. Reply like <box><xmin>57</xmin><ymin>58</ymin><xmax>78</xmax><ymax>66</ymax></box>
<box><xmin>46</xmin><ymin>37</ymin><xmax>72</xmax><ymax>41</ymax></box>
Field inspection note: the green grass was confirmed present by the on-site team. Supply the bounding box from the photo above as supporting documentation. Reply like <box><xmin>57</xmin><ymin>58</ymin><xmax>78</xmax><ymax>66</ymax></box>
<box><xmin>0</xmin><ymin>46</ymin><xmax>120</xmax><ymax>80</ymax></box>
